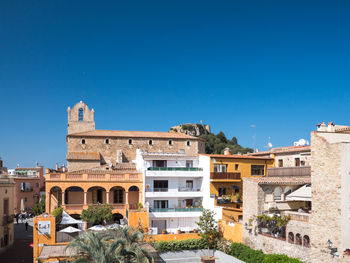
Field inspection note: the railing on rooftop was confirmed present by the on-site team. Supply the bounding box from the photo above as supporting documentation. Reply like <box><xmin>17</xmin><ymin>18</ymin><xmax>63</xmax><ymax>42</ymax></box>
<box><xmin>210</xmin><ymin>172</ymin><xmax>241</xmax><ymax>180</ymax></box>
<box><xmin>285</xmin><ymin>211</ymin><xmax>310</xmax><ymax>223</ymax></box>
<box><xmin>267</xmin><ymin>166</ymin><xmax>311</xmax><ymax>177</ymax></box>
<box><xmin>47</xmin><ymin>173</ymin><xmax>141</xmax><ymax>181</ymax></box>
<box><xmin>149</xmin><ymin>207</ymin><xmax>203</xmax><ymax>212</ymax></box>
<box><xmin>147</xmin><ymin>167</ymin><xmax>203</xmax><ymax>171</ymax></box>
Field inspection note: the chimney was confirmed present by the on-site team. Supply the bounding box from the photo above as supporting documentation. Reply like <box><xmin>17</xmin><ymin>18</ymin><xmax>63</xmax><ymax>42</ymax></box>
<box><xmin>224</xmin><ymin>147</ymin><xmax>231</xmax><ymax>156</ymax></box>
<box><xmin>55</xmin><ymin>163</ymin><xmax>59</xmax><ymax>170</ymax></box>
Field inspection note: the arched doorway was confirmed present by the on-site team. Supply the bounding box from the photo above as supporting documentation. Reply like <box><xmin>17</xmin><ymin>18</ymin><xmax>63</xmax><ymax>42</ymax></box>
<box><xmin>50</xmin><ymin>186</ymin><xmax>62</xmax><ymax>211</ymax></box>
<box><xmin>128</xmin><ymin>186</ymin><xmax>139</xmax><ymax>209</ymax></box>
<box><xmin>65</xmin><ymin>186</ymin><xmax>84</xmax><ymax>205</ymax></box>
<box><xmin>112</xmin><ymin>213</ymin><xmax>124</xmax><ymax>224</ymax></box>
<box><xmin>87</xmin><ymin>186</ymin><xmax>106</xmax><ymax>204</ymax></box>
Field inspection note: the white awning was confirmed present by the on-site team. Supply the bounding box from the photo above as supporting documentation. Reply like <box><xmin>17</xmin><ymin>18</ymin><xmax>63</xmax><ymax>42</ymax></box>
<box><xmin>88</xmin><ymin>225</ymin><xmax>107</xmax><ymax>231</ymax></box>
<box><xmin>60</xmin><ymin>211</ymin><xmax>83</xmax><ymax>225</ymax></box>
<box><xmin>59</xmin><ymin>226</ymin><xmax>81</xmax><ymax>233</ymax></box>
<box><xmin>286</xmin><ymin>184</ymin><xmax>311</xmax><ymax>201</ymax></box>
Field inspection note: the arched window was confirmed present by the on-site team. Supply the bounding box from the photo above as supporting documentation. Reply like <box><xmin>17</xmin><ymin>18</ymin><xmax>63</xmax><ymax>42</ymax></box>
<box><xmin>187</xmin><ymin>140</ymin><xmax>191</xmax><ymax>146</ymax></box>
<box><xmin>169</xmin><ymin>140</ymin><xmax>173</xmax><ymax>146</ymax></box>
<box><xmin>129</xmin><ymin>139</ymin><xmax>133</xmax><ymax>145</ymax></box>
<box><xmin>149</xmin><ymin>140</ymin><xmax>153</xmax><ymax>146</ymax></box>
<box><xmin>274</xmin><ymin>187</ymin><xmax>283</xmax><ymax>201</ymax></box>
<box><xmin>81</xmin><ymin>139</ymin><xmax>86</xmax><ymax>145</ymax></box>
<box><xmin>114</xmin><ymin>188</ymin><xmax>124</xmax><ymax>204</ymax></box>
<box><xmin>78</xmin><ymin>108</ymin><xmax>84</xmax><ymax>121</ymax></box>
<box><xmin>288</xmin><ymin>232</ymin><xmax>294</xmax><ymax>244</ymax></box>
<box><xmin>105</xmin><ymin>138</ymin><xmax>110</xmax><ymax>145</ymax></box>
<box><xmin>296</xmin><ymin>233</ymin><xmax>302</xmax><ymax>245</ymax></box>
<box><xmin>303</xmin><ymin>235</ymin><xmax>310</xmax><ymax>247</ymax></box>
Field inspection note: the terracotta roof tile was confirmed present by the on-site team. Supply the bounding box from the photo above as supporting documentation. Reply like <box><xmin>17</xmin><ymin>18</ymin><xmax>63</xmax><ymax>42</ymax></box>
<box><xmin>244</xmin><ymin>176</ymin><xmax>311</xmax><ymax>185</ymax></box>
<box><xmin>68</xmin><ymin>129</ymin><xmax>204</xmax><ymax>141</ymax></box>
<box><xmin>67</xmin><ymin>152</ymin><xmax>100</xmax><ymax>161</ymax></box>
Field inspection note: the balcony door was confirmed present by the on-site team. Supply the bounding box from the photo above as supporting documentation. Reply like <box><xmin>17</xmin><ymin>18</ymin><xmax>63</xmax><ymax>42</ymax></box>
<box><xmin>186</xmin><ymin>180</ymin><xmax>193</xmax><ymax>190</ymax></box>
<box><xmin>154</xmin><ymin>180</ymin><xmax>168</xmax><ymax>192</ymax></box>
<box><xmin>152</xmin><ymin>220</ymin><xmax>166</xmax><ymax>235</ymax></box>
<box><xmin>154</xmin><ymin>200</ymin><xmax>168</xmax><ymax>209</ymax></box>
<box><xmin>153</xmin><ymin>160</ymin><xmax>167</xmax><ymax>168</ymax></box>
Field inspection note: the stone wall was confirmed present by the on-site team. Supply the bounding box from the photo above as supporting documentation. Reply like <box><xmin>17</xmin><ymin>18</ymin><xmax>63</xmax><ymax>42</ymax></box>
<box><xmin>274</xmin><ymin>151</ymin><xmax>311</xmax><ymax>167</ymax></box>
<box><xmin>67</xmin><ymin>101</ymin><xmax>95</xmax><ymax>134</ymax></box>
<box><xmin>67</xmin><ymin>136</ymin><xmax>205</xmax><ymax>171</ymax></box>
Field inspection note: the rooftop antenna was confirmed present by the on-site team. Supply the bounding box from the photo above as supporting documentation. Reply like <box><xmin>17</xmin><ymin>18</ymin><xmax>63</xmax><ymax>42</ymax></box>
<box><xmin>250</xmin><ymin>124</ymin><xmax>257</xmax><ymax>152</ymax></box>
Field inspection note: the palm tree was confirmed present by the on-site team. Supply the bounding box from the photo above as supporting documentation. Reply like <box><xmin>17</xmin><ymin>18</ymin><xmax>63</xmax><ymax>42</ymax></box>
<box><xmin>66</xmin><ymin>227</ymin><xmax>154</xmax><ymax>263</ymax></box>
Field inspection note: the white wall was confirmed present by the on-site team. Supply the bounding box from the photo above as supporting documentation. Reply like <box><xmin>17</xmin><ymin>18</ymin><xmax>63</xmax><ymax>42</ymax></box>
<box><xmin>150</xmin><ymin>217</ymin><xmax>199</xmax><ymax>233</ymax></box>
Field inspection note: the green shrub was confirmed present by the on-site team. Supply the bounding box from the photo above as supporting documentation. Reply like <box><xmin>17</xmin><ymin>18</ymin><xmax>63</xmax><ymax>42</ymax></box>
<box><xmin>263</xmin><ymin>254</ymin><xmax>303</xmax><ymax>263</ymax></box>
<box><xmin>229</xmin><ymin>243</ymin><xmax>265</xmax><ymax>263</ymax></box>
<box><xmin>51</xmin><ymin>207</ymin><xmax>63</xmax><ymax>218</ymax></box>
<box><xmin>153</xmin><ymin>238</ymin><xmax>207</xmax><ymax>252</ymax></box>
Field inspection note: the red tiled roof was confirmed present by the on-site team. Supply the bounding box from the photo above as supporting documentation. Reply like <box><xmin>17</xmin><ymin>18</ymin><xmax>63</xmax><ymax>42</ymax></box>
<box><xmin>68</xmin><ymin>130</ymin><xmax>204</xmax><ymax>141</ymax></box>
<box><xmin>244</xmin><ymin>176</ymin><xmax>311</xmax><ymax>185</ymax></box>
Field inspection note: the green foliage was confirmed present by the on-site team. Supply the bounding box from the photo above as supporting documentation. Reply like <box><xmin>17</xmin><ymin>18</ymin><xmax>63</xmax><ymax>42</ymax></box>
<box><xmin>153</xmin><ymin>238</ymin><xmax>207</xmax><ymax>253</ymax></box>
<box><xmin>67</xmin><ymin>226</ymin><xmax>154</xmax><ymax>263</ymax></box>
<box><xmin>262</xmin><ymin>254</ymin><xmax>303</xmax><ymax>263</ymax></box>
<box><xmin>181</xmin><ymin>124</ymin><xmax>196</xmax><ymax>132</ymax></box>
<box><xmin>196</xmin><ymin>209</ymin><xmax>219</xmax><ymax>256</ymax></box>
<box><xmin>81</xmin><ymin>204</ymin><xmax>113</xmax><ymax>225</ymax></box>
<box><xmin>32</xmin><ymin>196</ymin><xmax>45</xmax><ymax>216</ymax></box>
<box><xmin>51</xmin><ymin>207</ymin><xmax>63</xmax><ymax>218</ymax></box>
<box><xmin>229</xmin><ymin>243</ymin><xmax>265</xmax><ymax>263</ymax></box>
<box><xmin>199</xmin><ymin>131</ymin><xmax>253</xmax><ymax>154</ymax></box>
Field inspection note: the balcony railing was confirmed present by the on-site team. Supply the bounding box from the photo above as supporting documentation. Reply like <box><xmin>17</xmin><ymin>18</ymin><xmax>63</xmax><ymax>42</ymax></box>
<box><xmin>47</xmin><ymin>173</ymin><xmax>141</xmax><ymax>181</ymax></box>
<box><xmin>153</xmin><ymin>188</ymin><xmax>168</xmax><ymax>192</ymax></box>
<box><xmin>150</xmin><ymin>207</ymin><xmax>203</xmax><ymax>212</ymax></box>
<box><xmin>147</xmin><ymin>167</ymin><xmax>203</xmax><ymax>171</ymax></box>
<box><xmin>178</xmin><ymin>187</ymin><xmax>201</xmax><ymax>192</ymax></box>
<box><xmin>210</xmin><ymin>172</ymin><xmax>241</xmax><ymax>180</ymax></box>
<box><xmin>285</xmin><ymin>211</ymin><xmax>310</xmax><ymax>222</ymax></box>
<box><xmin>267</xmin><ymin>166</ymin><xmax>311</xmax><ymax>177</ymax></box>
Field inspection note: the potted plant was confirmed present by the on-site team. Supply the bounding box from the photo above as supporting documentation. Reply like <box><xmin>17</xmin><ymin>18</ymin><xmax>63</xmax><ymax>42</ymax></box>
<box><xmin>162</xmin><ymin>229</ymin><xmax>166</xmax><ymax>234</ymax></box>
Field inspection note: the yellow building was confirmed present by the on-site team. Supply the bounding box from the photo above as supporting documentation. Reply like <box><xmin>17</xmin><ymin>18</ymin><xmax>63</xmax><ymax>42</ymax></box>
<box><xmin>200</xmin><ymin>151</ymin><xmax>274</xmax><ymax>223</ymax></box>
<box><xmin>45</xmin><ymin>164</ymin><xmax>143</xmax><ymax>223</ymax></box>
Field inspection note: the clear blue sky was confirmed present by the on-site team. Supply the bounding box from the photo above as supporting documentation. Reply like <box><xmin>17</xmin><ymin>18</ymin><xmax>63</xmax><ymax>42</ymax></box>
<box><xmin>1</xmin><ymin>1</ymin><xmax>349</xmax><ymax>169</ymax></box>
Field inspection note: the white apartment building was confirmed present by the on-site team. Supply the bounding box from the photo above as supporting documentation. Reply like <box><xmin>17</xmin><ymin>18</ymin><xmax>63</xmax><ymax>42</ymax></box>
<box><xmin>135</xmin><ymin>149</ymin><xmax>207</xmax><ymax>234</ymax></box>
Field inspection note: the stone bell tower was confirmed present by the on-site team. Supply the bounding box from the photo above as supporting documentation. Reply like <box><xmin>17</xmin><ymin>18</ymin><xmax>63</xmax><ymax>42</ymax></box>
<box><xmin>67</xmin><ymin>101</ymin><xmax>95</xmax><ymax>134</ymax></box>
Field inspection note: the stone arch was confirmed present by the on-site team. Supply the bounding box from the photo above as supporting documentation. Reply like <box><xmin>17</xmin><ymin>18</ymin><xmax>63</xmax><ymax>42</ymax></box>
<box><xmin>112</xmin><ymin>213</ymin><xmax>124</xmax><ymax>224</ymax></box>
<box><xmin>303</xmin><ymin>235</ymin><xmax>310</xmax><ymax>247</ymax></box>
<box><xmin>87</xmin><ymin>186</ymin><xmax>106</xmax><ymax>204</ymax></box>
<box><xmin>50</xmin><ymin>186</ymin><xmax>63</xmax><ymax>209</ymax></box>
<box><xmin>128</xmin><ymin>186</ymin><xmax>140</xmax><ymax>209</ymax></box>
<box><xmin>274</xmin><ymin>187</ymin><xmax>283</xmax><ymax>201</ymax></box>
<box><xmin>65</xmin><ymin>186</ymin><xmax>84</xmax><ymax>205</ymax></box>
<box><xmin>288</xmin><ymin>232</ymin><xmax>294</xmax><ymax>244</ymax></box>
<box><xmin>110</xmin><ymin>186</ymin><xmax>125</xmax><ymax>204</ymax></box>
<box><xmin>295</xmin><ymin>233</ymin><xmax>302</xmax><ymax>245</ymax></box>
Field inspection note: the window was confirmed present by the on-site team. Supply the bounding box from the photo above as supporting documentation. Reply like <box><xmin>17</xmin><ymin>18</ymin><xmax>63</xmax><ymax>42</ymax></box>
<box><xmin>251</xmin><ymin>165</ymin><xmax>264</xmax><ymax>176</ymax></box>
<box><xmin>295</xmin><ymin>158</ymin><xmax>300</xmax><ymax>167</ymax></box>
<box><xmin>186</xmin><ymin>140</ymin><xmax>191</xmax><ymax>146</ymax></box>
<box><xmin>186</xmin><ymin>160</ymin><xmax>193</xmax><ymax>168</ymax></box>
<box><xmin>288</xmin><ymin>232</ymin><xmax>294</xmax><ymax>244</ymax></box>
<box><xmin>113</xmin><ymin>189</ymin><xmax>124</xmax><ymax>203</ymax></box>
<box><xmin>284</xmin><ymin>187</ymin><xmax>292</xmax><ymax>196</ymax></box>
<box><xmin>78</xmin><ymin>108</ymin><xmax>84</xmax><ymax>121</ymax></box>
<box><xmin>303</xmin><ymin>235</ymin><xmax>310</xmax><ymax>247</ymax></box>
<box><xmin>36</xmin><ymin>183</ymin><xmax>40</xmax><ymax>188</ymax></box>
<box><xmin>274</xmin><ymin>187</ymin><xmax>283</xmax><ymax>201</ymax></box>
<box><xmin>214</xmin><ymin>164</ymin><xmax>227</xmax><ymax>172</ymax></box>
<box><xmin>81</xmin><ymin>139</ymin><xmax>86</xmax><ymax>145</ymax></box>
<box><xmin>3</xmin><ymin>199</ymin><xmax>9</xmax><ymax>216</ymax></box>
<box><xmin>235</xmin><ymin>164</ymin><xmax>239</xmax><ymax>171</ymax></box>
<box><xmin>218</xmin><ymin>187</ymin><xmax>226</xmax><ymax>196</ymax></box>
<box><xmin>296</xmin><ymin>233</ymin><xmax>302</xmax><ymax>245</ymax></box>
<box><xmin>105</xmin><ymin>138</ymin><xmax>110</xmax><ymax>144</ymax></box>
<box><xmin>24</xmin><ymin>197</ymin><xmax>28</xmax><ymax>202</ymax></box>
<box><xmin>154</xmin><ymin>200</ymin><xmax>168</xmax><ymax>209</ymax></box>
<box><xmin>149</xmin><ymin>140</ymin><xmax>153</xmax><ymax>146</ymax></box>
<box><xmin>152</xmin><ymin>160</ymin><xmax>167</xmax><ymax>168</ymax></box>
<box><xmin>278</xmin><ymin>159</ymin><xmax>283</xmax><ymax>167</ymax></box>
<box><xmin>168</xmin><ymin>140</ymin><xmax>173</xmax><ymax>146</ymax></box>
<box><xmin>186</xmin><ymin>180</ymin><xmax>193</xmax><ymax>190</ymax></box>
<box><xmin>154</xmin><ymin>180</ymin><xmax>168</xmax><ymax>191</ymax></box>
<box><xmin>128</xmin><ymin>139</ymin><xmax>133</xmax><ymax>145</ymax></box>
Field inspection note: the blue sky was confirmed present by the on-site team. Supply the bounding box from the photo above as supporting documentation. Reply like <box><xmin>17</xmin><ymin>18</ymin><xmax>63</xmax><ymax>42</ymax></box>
<box><xmin>1</xmin><ymin>1</ymin><xmax>350</xmax><ymax>169</ymax></box>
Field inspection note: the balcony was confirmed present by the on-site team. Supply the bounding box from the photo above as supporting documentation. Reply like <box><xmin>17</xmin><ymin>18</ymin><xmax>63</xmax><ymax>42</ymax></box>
<box><xmin>285</xmin><ymin>211</ymin><xmax>310</xmax><ymax>223</ymax></box>
<box><xmin>147</xmin><ymin>167</ymin><xmax>203</xmax><ymax>171</ymax></box>
<box><xmin>145</xmin><ymin>188</ymin><xmax>203</xmax><ymax>198</ymax></box>
<box><xmin>210</xmin><ymin>172</ymin><xmax>241</xmax><ymax>180</ymax></box>
<box><xmin>46</xmin><ymin>173</ymin><xmax>142</xmax><ymax>182</ymax></box>
<box><xmin>150</xmin><ymin>207</ymin><xmax>203</xmax><ymax>212</ymax></box>
<box><xmin>267</xmin><ymin>166</ymin><xmax>311</xmax><ymax>177</ymax></box>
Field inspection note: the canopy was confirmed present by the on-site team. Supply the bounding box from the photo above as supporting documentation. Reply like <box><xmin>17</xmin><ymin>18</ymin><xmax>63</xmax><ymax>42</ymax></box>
<box><xmin>106</xmin><ymin>223</ymin><xmax>120</xmax><ymax>230</ymax></box>
<box><xmin>59</xmin><ymin>226</ymin><xmax>82</xmax><ymax>233</ymax></box>
<box><xmin>88</xmin><ymin>225</ymin><xmax>107</xmax><ymax>231</ymax></box>
<box><xmin>285</xmin><ymin>184</ymin><xmax>311</xmax><ymax>202</ymax></box>
<box><xmin>60</xmin><ymin>211</ymin><xmax>83</xmax><ymax>225</ymax></box>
